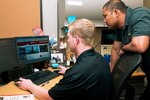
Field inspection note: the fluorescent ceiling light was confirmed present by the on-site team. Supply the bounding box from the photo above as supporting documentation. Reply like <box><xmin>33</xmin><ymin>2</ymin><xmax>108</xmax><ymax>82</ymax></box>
<box><xmin>67</xmin><ymin>1</ymin><xmax>83</xmax><ymax>6</ymax></box>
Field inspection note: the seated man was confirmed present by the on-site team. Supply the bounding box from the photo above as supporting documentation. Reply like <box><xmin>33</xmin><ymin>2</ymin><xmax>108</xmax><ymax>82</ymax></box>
<box><xmin>16</xmin><ymin>18</ymin><xmax>112</xmax><ymax>100</ymax></box>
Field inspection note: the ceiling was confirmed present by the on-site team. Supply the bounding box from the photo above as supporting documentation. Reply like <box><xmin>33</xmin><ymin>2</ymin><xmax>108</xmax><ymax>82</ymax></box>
<box><xmin>65</xmin><ymin>0</ymin><xmax>143</xmax><ymax>27</ymax></box>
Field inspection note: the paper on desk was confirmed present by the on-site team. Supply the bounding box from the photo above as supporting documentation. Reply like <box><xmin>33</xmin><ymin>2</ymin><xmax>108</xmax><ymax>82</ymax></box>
<box><xmin>0</xmin><ymin>94</ymin><xmax>34</xmax><ymax>100</ymax></box>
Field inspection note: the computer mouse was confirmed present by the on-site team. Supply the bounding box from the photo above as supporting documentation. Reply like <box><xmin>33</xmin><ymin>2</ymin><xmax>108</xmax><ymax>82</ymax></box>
<box><xmin>14</xmin><ymin>78</ymin><xmax>21</xmax><ymax>86</ymax></box>
<box><xmin>14</xmin><ymin>82</ymin><xmax>19</xmax><ymax>86</ymax></box>
<box><xmin>14</xmin><ymin>78</ymin><xmax>20</xmax><ymax>83</ymax></box>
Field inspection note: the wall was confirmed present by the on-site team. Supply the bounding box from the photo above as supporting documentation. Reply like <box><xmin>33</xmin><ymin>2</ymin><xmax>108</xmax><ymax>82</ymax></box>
<box><xmin>58</xmin><ymin>0</ymin><xmax>65</xmax><ymax>37</ymax></box>
<box><xmin>144</xmin><ymin>0</ymin><xmax>150</xmax><ymax>8</ymax></box>
<box><xmin>41</xmin><ymin>0</ymin><xmax>58</xmax><ymax>38</ymax></box>
<box><xmin>0</xmin><ymin>0</ymin><xmax>40</xmax><ymax>38</ymax></box>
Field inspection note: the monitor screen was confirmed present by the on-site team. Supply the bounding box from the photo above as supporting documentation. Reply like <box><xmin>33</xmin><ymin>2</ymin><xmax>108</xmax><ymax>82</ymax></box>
<box><xmin>0</xmin><ymin>38</ymin><xmax>18</xmax><ymax>73</ymax></box>
<box><xmin>101</xmin><ymin>29</ymin><xmax>116</xmax><ymax>44</ymax></box>
<box><xmin>16</xmin><ymin>36</ymin><xmax>51</xmax><ymax>65</ymax></box>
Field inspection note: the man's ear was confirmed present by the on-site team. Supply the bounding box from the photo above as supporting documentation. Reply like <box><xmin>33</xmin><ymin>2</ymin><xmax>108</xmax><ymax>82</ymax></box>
<box><xmin>113</xmin><ymin>9</ymin><xmax>120</xmax><ymax>18</ymax></box>
<box><xmin>75</xmin><ymin>35</ymin><xmax>79</xmax><ymax>44</ymax></box>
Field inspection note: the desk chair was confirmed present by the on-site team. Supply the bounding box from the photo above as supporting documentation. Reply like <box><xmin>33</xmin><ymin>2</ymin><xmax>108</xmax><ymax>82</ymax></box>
<box><xmin>111</xmin><ymin>52</ymin><xmax>142</xmax><ymax>100</ymax></box>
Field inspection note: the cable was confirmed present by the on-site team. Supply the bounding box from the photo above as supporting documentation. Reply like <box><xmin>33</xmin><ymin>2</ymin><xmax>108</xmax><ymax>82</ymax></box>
<box><xmin>94</xmin><ymin>41</ymin><xmax>101</xmax><ymax>49</ymax></box>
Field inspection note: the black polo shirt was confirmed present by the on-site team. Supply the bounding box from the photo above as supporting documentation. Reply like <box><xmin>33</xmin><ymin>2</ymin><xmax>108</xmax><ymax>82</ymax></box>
<box><xmin>48</xmin><ymin>49</ymin><xmax>112</xmax><ymax>100</ymax></box>
<box><xmin>115</xmin><ymin>7</ymin><xmax>150</xmax><ymax>72</ymax></box>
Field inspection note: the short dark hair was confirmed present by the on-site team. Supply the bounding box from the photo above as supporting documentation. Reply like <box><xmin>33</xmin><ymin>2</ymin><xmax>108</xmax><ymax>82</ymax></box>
<box><xmin>103</xmin><ymin>0</ymin><xmax>127</xmax><ymax>13</ymax></box>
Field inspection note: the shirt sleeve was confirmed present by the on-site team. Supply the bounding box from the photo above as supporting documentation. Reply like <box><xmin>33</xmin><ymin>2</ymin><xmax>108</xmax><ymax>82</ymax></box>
<box><xmin>131</xmin><ymin>10</ymin><xmax>150</xmax><ymax>37</ymax></box>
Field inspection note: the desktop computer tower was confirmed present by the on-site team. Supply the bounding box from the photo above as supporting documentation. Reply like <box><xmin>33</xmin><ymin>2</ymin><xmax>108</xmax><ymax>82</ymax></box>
<box><xmin>0</xmin><ymin>67</ymin><xmax>21</xmax><ymax>82</ymax></box>
<box><xmin>0</xmin><ymin>64</ymin><xmax>34</xmax><ymax>83</ymax></box>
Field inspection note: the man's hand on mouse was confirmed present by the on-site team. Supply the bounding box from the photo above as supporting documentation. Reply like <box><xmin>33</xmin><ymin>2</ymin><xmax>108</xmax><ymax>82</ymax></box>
<box><xmin>57</xmin><ymin>65</ymin><xmax>69</xmax><ymax>74</ymax></box>
<box><xmin>15</xmin><ymin>78</ymin><xmax>34</xmax><ymax>91</ymax></box>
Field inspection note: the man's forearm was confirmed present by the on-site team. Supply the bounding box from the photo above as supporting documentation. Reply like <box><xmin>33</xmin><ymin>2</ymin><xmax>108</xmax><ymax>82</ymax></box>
<box><xmin>122</xmin><ymin>42</ymin><xmax>139</xmax><ymax>52</ymax></box>
<box><xmin>110</xmin><ymin>49</ymin><xmax>120</xmax><ymax>72</ymax></box>
<box><xmin>122</xmin><ymin>36</ymin><xmax>149</xmax><ymax>53</ymax></box>
<box><xmin>29</xmin><ymin>84</ymin><xmax>53</xmax><ymax>100</ymax></box>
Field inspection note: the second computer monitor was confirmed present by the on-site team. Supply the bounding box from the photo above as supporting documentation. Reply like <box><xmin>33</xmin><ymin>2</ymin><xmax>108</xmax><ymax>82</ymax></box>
<box><xmin>0</xmin><ymin>38</ymin><xmax>17</xmax><ymax>73</ymax></box>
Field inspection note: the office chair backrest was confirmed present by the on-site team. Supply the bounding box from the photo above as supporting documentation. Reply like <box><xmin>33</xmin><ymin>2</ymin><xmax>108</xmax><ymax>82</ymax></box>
<box><xmin>111</xmin><ymin>52</ymin><xmax>142</xmax><ymax>100</ymax></box>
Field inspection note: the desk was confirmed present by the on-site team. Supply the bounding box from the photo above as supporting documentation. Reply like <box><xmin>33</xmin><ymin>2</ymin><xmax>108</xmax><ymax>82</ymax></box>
<box><xmin>119</xmin><ymin>71</ymin><xmax>146</xmax><ymax>100</ymax></box>
<box><xmin>0</xmin><ymin>68</ymin><xmax>145</xmax><ymax>100</ymax></box>
<box><xmin>132</xmin><ymin>71</ymin><xmax>145</xmax><ymax>77</ymax></box>
<box><xmin>0</xmin><ymin>67</ymin><xmax>63</xmax><ymax>100</ymax></box>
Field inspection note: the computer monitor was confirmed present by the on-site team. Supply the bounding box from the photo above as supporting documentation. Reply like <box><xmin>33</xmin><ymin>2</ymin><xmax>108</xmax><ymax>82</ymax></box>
<box><xmin>101</xmin><ymin>29</ymin><xmax>116</xmax><ymax>45</ymax></box>
<box><xmin>0</xmin><ymin>38</ymin><xmax>18</xmax><ymax>73</ymax></box>
<box><xmin>16</xmin><ymin>36</ymin><xmax>51</xmax><ymax>65</ymax></box>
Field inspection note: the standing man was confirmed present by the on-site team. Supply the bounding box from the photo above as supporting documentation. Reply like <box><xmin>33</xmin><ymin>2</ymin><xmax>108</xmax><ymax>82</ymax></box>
<box><xmin>16</xmin><ymin>18</ymin><xmax>112</xmax><ymax>100</ymax></box>
<box><xmin>102</xmin><ymin>0</ymin><xmax>150</xmax><ymax>99</ymax></box>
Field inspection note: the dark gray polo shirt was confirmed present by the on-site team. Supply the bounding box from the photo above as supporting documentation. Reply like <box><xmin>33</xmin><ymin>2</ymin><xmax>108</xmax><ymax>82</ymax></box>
<box><xmin>115</xmin><ymin>7</ymin><xmax>150</xmax><ymax>72</ymax></box>
<box><xmin>48</xmin><ymin>49</ymin><xmax>112</xmax><ymax>100</ymax></box>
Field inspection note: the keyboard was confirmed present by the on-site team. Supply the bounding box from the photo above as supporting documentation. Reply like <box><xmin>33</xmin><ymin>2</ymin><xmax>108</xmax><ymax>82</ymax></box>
<box><xmin>15</xmin><ymin>70</ymin><xmax>60</xmax><ymax>85</ymax></box>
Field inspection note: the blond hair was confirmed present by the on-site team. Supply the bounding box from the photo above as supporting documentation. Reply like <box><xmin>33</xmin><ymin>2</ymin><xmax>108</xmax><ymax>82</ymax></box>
<box><xmin>68</xmin><ymin>18</ymin><xmax>95</xmax><ymax>46</ymax></box>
